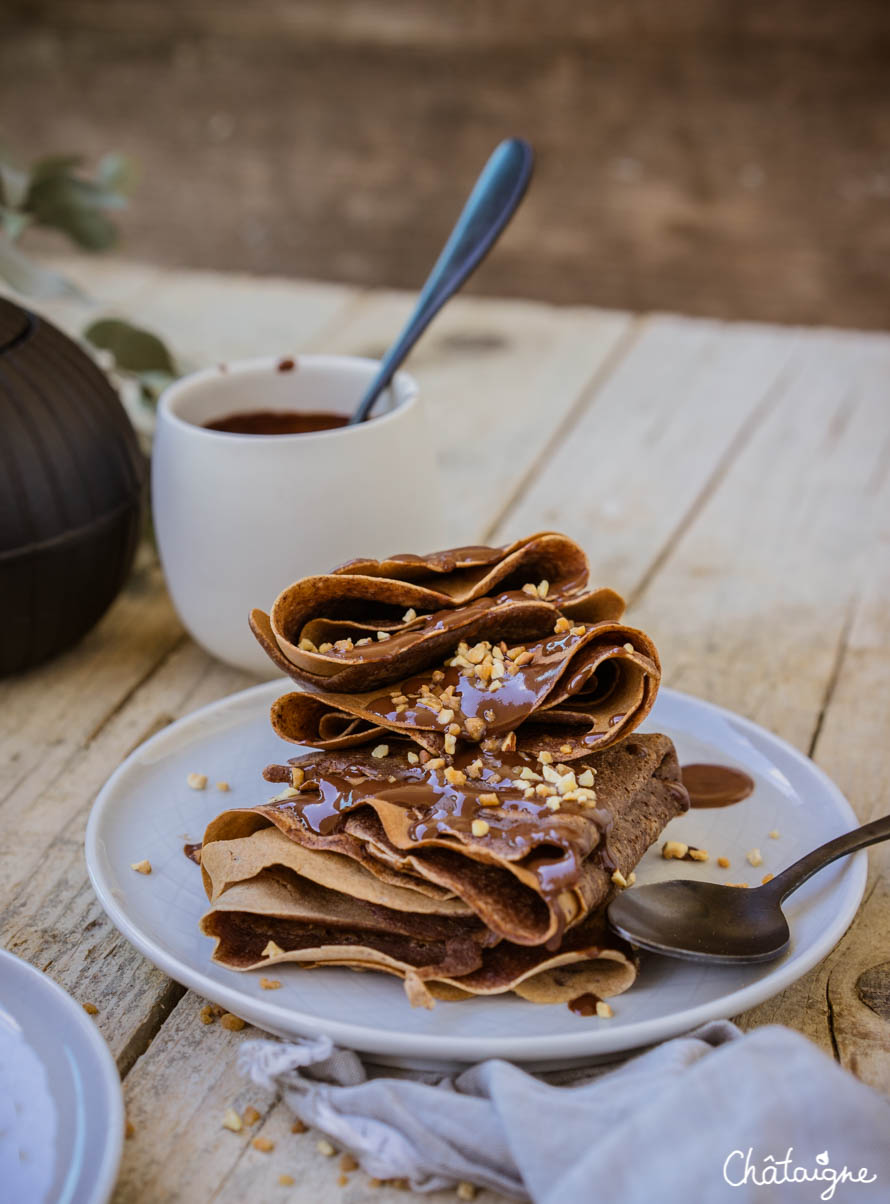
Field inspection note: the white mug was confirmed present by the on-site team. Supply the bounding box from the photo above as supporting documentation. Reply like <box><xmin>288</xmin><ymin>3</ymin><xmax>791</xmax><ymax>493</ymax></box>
<box><xmin>152</xmin><ymin>355</ymin><xmax>444</xmax><ymax>675</ymax></box>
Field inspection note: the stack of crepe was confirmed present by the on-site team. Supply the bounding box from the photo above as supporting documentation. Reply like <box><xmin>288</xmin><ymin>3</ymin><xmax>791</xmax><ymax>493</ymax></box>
<box><xmin>199</xmin><ymin>533</ymin><xmax>689</xmax><ymax>1008</ymax></box>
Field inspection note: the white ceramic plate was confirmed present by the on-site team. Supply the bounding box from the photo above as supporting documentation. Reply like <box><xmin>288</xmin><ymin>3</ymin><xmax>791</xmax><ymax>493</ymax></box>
<box><xmin>0</xmin><ymin>949</ymin><xmax>124</xmax><ymax>1204</ymax></box>
<box><xmin>86</xmin><ymin>682</ymin><xmax>865</xmax><ymax>1070</ymax></box>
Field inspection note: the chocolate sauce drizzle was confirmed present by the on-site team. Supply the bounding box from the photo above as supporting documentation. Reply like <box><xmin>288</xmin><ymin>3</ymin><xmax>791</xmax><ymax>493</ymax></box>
<box><xmin>681</xmin><ymin>763</ymin><xmax>754</xmax><ymax>808</ymax></box>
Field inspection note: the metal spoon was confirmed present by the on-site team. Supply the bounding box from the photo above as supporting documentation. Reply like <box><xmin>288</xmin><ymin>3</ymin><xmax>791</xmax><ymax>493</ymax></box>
<box><xmin>607</xmin><ymin>813</ymin><xmax>890</xmax><ymax>964</ymax></box>
<box><xmin>349</xmin><ymin>138</ymin><xmax>534</xmax><ymax>425</ymax></box>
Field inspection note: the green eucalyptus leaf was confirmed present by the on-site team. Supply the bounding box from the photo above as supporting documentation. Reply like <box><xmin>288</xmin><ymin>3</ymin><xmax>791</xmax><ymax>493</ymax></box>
<box><xmin>0</xmin><ymin>235</ymin><xmax>83</xmax><ymax>297</ymax></box>
<box><xmin>1</xmin><ymin>208</ymin><xmax>33</xmax><ymax>241</ymax></box>
<box><xmin>29</xmin><ymin>154</ymin><xmax>85</xmax><ymax>184</ymax></box>
<box><xmin>0</xmin><ymin>160</ymin><xmax>30</xmax><ymax>209</ymax></box>
<box><xmin>84</xmin><ymin>318</ymin><xmax>177</xmax><ymax>375</ymax></box>
<box><xmin>97</xmin><ymin>152</ymin><xmax>136</xmax><ymax>194</ymax></box>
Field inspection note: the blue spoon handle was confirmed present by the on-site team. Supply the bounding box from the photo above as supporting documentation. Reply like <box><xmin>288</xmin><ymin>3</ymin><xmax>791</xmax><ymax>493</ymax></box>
<box><xmin>350</xmin><ymin>138</ymin><xmax>534</xmax><ymax>424</ymax></box>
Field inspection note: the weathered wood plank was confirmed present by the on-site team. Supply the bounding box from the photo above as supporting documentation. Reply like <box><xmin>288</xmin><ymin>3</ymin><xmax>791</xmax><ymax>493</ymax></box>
<box><xmin>312</xmin><ymin>289</ymin><xmax>635</xmax><ymax>541</ymax></box>
<box><xmin>116</xmin><ymin>992</ymin><xmax>503</xmax><ymax>1204</ymax></box>
<box><xmin>493</xmin><ymin>314</ymin><xmax>796</xmax><ymax>592</ymax></box>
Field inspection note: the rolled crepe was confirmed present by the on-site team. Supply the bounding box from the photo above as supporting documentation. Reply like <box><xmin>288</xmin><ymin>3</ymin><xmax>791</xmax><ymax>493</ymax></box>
<box><xmin>205</xmin><ymin>732</ymin><xmax>689</xmax><ymax>947</ymax></box>
<box><xmin>268</xmin><ymin>621</ymin><xmax>660</xmax><ymax>760</ymax></box>
<box><xmin>199</xmin><ymin>830</ymin><xmax>637</xmax><ymax>1007</ymax></box>
<box><xmin>249</xmin><ymin>532</ymin><xmax>625</xmax><ymax>692</ymax></box>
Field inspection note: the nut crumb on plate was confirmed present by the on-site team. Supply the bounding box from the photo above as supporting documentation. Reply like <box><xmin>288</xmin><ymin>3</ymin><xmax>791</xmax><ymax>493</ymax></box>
<box><xmin>746</xmin><ymin>848</ymin><xmax>763</xmax><ymax>867</ymax></box>
<box><xmin>242</xmin><ymin>1106</ymin><xmax>261</xmax><ymax>1126</ymax></box>
<box><xmin>199</xmin><ymin>1005</ymin><xmax>215</xmax><ymax>1025</ymax></box>
<box><xmin>186</xmin><ymin>772</ymin><xmax>207</xmax><ymax>790</ymax></box>
<box><xmin>252</xmin><ymin>1136</ymin><xmax>274</xmax><ymax>1152</ymax></box>
<box><xmin>130</xmin><ymin>859</ymin><xmax>152</xmax><ymax>874</ymax></box>
<box><xmin>222</xmin><ymin>1108</ymin><xmax>242</xmax><ymax>1132</ymax></box>
<box><xmin>596</xmin><ymin>1000</ymin><xmax>614</xmax><ymax>1018</ymax></box>
<box><xmin>82</xmin><ymin>1002</ymin><xmax>98</xmax><ymax>1015</ymax></box>
<box><xmin>317</xmin><ymin>1138</ymin><xmax>336</xmax><ymax>1156</ymax></box>
<box><xmin>260</xmin><ymin>977</ymin><xmax>282</xmax><ymax>990</ymax></box>
<box><xmin>220</xmin><ymin>1013</ymin><xmax>245</xmax><ymax>1031</ymax></box>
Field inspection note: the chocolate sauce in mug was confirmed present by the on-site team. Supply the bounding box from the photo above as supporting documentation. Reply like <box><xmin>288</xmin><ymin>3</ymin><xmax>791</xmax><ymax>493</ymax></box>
<box><xmin>204</xmin><ymin>410</ymin><xmax>350</xmax><ymax>435</ymax></box>
<box><xmin>681</xmin><ymin>763</ymin><xmax>755</xmax><ymax>808</ymax></box>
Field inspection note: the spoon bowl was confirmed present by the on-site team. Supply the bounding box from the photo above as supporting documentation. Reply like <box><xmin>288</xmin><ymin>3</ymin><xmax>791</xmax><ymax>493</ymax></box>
<box><xmin>608</xmin><ymin>879</ymin><xmax>791</xmax><ymax>964</ymax></box>
<box><xmin>607</xmin><ymin>812</ymin><xmax>890</xmax><ymax>964</ymax></box>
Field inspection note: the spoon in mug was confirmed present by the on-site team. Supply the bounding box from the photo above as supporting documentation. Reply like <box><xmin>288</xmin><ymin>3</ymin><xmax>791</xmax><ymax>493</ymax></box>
<box><xmin>607</xmin><ymin>813</ymin><xmax>890</xmax><ymax>964</ymax></box>
<box><xmin>350</xmin><ymin>138</ymin><xmax>534</xmax><ymax>425</ymax></box>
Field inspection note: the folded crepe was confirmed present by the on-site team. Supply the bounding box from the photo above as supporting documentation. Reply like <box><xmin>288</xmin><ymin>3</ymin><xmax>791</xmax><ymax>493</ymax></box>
<box><xmin>268</xmin><ymin>620</ymin><xmax>660</xmax><ymax>760</ymax></box>
<box><xmin>203</xmin><ymin>732</ymin><xmax>689</xmax><ymax>949</ymax></box>
<box><xmin>249</xmin><ymin>533</ymin><xmax>626</xmax><ymax>693</ymax></box>
<box><xmin>199</xmin><ymin>825</ymin><xmax>638</xmax><ymax>1008</ymax></box>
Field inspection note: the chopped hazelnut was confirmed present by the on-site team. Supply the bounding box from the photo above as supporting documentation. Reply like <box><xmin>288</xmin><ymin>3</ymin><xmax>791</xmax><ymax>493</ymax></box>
<box><xmin>298</xmin><ymin>638</ymin><xmax>318</xmax><ymax>653</ymax></box>
<box><xmin>199</xmin><ymin>1004</ymin><xmax>215</xmax><ymax>1025</ymax></box>
<box><xmin>252</xmin><ymin>1136</ymin><xmax>275</xmax><ymax>1152</ymax></box>
<box><xmin>262</xmin><ymin>940</ymin><xmax>285</xmax><ymax>958</ymax></box>
<box><xmin>727</xmin><ymin>882</ymin><xmax>749</xmax><ymax>888</ymax></box>
<box><xmin>537</xmin><ymin>579</ymin><xmax>550</xmax><ymax>598</ymax></box>
<box><xmin>376</xmin><ymin>631</ymin><xmax>390</xmax><ymax>641</ymax></box>
<box><xmin>478</xmin><ymin>792</ymin><xmax>499</xmax><ymax>806</ymax></box>
<box><xmin>130</xmin><ymin>859</ymin><xmax>152</xmax><ymax>875</ymax></box>
<box><xmin>355</xmin><ymin>638</ymin><xmax>371</xmax><ymax>646</ymax></box>
<box><xmin>457</xmin><ymin>1183</ymin><xmax>477</xmax><ymax>1201</ymax></box>
<box><xmin>444</xmin><ymin>733</ymin><xmax>457</xmax><ymax>755</ymax></box>
<box><xmin>319</xmin><ymin>642</ymin><xmax>334</xmax><ymax>652</ymax></box>
<box><xmin>340</xmin><ymin>1153</ymin><xmax>359</xmax><ymax>1173</ymax></box>
<box><xmin>316</xmin><ymin>1138</ymin><xmax>336</xmax><ymax>1157</ymax></box>
<box><xmin>762</xmin><ymin>873</ymin><xmax>775</xmax><ymax>884</ymax></box>
<box><xmin>717</xmin><ymin>856</ymin><xmax>730</xmax><ymax>869</ymax></box>
<box><xmin>519</xmin><ymin>766</ymin><xmax>541</xmax><ymax>781</ymax></box>
<box><xmin>290</xmin><ymin>767</ymin><xmax>305</xmax><ymax>789</ymax></box>
<box><xmin>501</xmin><ymin>732</ymin><xmax>517</xmax><ymax>753</ymax></box>
<box><xmin>260</xmin><ymin>978</ymin><xmax>282</xmax><ymax>990</ymax></box>
<box><xmin>560</xmin><ymin>744</ymin><xmax>573</xmax><ymax>754</ymax></box>
<box><xmin>426</xmin><ymin>757</ymin><xmax>446</xmax><ymax>771</ymax></box>
<box><xmin>570</xmin><ymin>625</ymin><xmax>586</xmax><ymax>637</ymax></box>
<box><xmin>444</xmin><ymin>766</ymin><xmax>467</xmax><ymax>787</ymax></box>
<box><xmin>687</xmin><ymin>847</ymin><xmax>709</xmax><ymax>862</ymax></box>
<box><xmin>82</xmin><ymin>1002</ymin><xmax>99</xmax><ymax>1015</ymax></box>
<box><xmin>521</xmin><ymin>583</ymin><xmax>539</xmax><ymax>597</ymax></box>
<box><xmin>627</xmin><ymin>871</ymin><xmax>636</xmax><ymax>886</ymax></box>
<box><xmin>187</xmin><ymin>773</ymin><xmax>207</xmax><ymax>791</ymax></box>
<box><xmin>537</xmin><ymin>750</ymin><xmax>554</xmax><ymax>764</ymax></box>
<box><xmin>622</xmin><ymin>642</ymin><xmax>634</xmax><ymax>652</ymax></box>
<box><xmin>216</xmin><ymin>780</ymin><xmax>230</xmax><ymax>792</ymax></box>
<box><xmin>220</xmin><ymin>1013</ymin><xmax>245</xmax><ymax>1031</ymax></box>
<box><xmin>371</xmin><ymin>744</ymin><xmax>389</xmax><ymax>758</ymax></box>
<box><xmin>402</xmin><ymin>608</ymin><xmax>417</xmax><ymax>622</ymax></box>
<box><xmin>553</xmin><ymin>617</ymin><xmax>571</xmax><ymax>633</ymax></box>
<box><xmin>611</xmin><ymin>869</ymin><xmax>628</xmax><ymax>888</ymax></box>
<box><xmin>279</xmin><ymin>1175</ymin><xmax>295</xmax><ymax>1186</ymax></box>
<box><xmin>438</xmin><ymin>708</ymin><xmax>455</xmax><ymax>725</ymax></box>
<box><xmin>242</xmin><ymin>1106</ymin><xmax>261</xmax><ymax>1126</ymax></box>
<box><xmin>746</xmin><ymin>848</ymin><xmax>763</xmax><ymax>867</ymax></box>
<box><xmin>471</xmin><ymin>819</ymin><xmax>490</xmax><ymax>837</ymax></box>
<box><xmin>222</xmin><ymin>1108</ymin><xmax>243</xmax><ymax>1132</ymax></box>
<box><xmin>291</xmin><ymin>1119</ymin><xmax>307</xmax><ymax>1134</ymax></box>
<box><xmin>662</xmin><ymin>840</ymin><xmax>689</xmax><ymax>860</ymax></box>
<box><xmin>407</xmin><ymin>751</ymin><xmax>419</xmax><ymax>765</ymax></box>
<box><xmin>577</xmin><ymin>768</ymin><xmax>595</xmax><ymax>788</ymax></box>
<box><xmin>769</xmin><ymin>829</ymin><xmax>780</xmax><ymax>840</ymax></box>
<box><xmin>463</xmin><ymin>717</ymin><xmax>485</xmax><ymax>741</ymax></box>
<box><xmin>513</xmin><ymin>649</ymin><xmax>534</xmax><ymax>667</ymax></box>
<box><xmin>595</xmin><ymin>1001</ymin><xmax>614</xmax><ymax>1019</ymax></box>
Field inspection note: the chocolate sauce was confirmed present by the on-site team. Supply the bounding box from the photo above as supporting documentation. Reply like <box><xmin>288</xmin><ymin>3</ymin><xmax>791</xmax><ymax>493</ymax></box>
<box><xmin>184</xmin><ymin>841</ymin><xmax>202</xmax><ymax>864</ymax></box>
<box><xmin>682</xmin><ymin>763</ymin><xmax>754</xmax><ymax>808</ymax></box>
<box><xmin>204</xmin><ymin>409</ymin><xmax>349</xmax><ymax>435</ymax></box>
<box><xmin>357</xmin><ymin>619</ymin><xmax>648</xmax><ymax>743</ymax></box>
<box><xmin>262</xmin><ymin>744</ymin><xmax>614</xmax><ymax>904</ymax></box>
<box><xmin>568</xmin><ymin>991</ymin><xmax>601</xmax><ymax>1016</ymax></box>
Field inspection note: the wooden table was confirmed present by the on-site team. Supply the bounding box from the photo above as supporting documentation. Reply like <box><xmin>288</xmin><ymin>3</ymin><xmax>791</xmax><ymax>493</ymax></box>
<box><xmin>3</xmin><ymin>258</ymin><xmax>890</xmax><ymax>1203</ymax></box>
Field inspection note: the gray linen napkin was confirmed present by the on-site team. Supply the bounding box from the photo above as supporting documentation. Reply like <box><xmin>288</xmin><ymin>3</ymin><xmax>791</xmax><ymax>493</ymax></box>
<box><xmin>238</xmin><ymin>1021</ymin><xmax>890</xmax><ymax>1202</ymax></box>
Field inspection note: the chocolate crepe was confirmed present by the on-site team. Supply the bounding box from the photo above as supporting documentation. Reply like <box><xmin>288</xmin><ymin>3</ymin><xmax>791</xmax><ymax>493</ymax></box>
<box><xmin>204</xmin><ymin>732</ymin><xmax>688</xmax><ymax>947</ymax></box>
<box><xmin>267</xmin><ymin>621</ymin><xmax>660</xmax><ymax>759</ymax></box>
<box><xmin>249</xmin><ymin>533</ymin><xmax>625</xmax><ymax>692</ymax></box>
<box><xmin>199</xmin><ymin>828</ymin><xmax>637</xmax><ymax>1007</ymax></box>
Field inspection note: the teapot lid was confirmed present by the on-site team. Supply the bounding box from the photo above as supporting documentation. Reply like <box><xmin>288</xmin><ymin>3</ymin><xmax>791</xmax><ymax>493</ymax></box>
<box><xmin>0</xmin><ymin>298</ymin><xmax>32</xmax><ymax>351</ymax></box>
